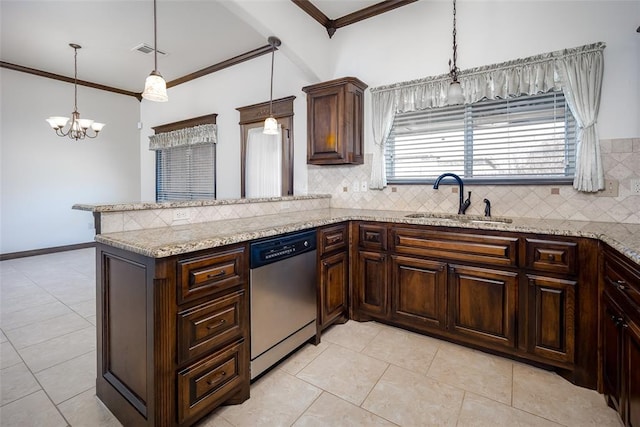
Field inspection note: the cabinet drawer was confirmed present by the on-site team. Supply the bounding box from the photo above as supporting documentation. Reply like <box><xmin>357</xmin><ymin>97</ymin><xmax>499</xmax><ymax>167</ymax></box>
<box><xmin>319</xmin><ymin>224</ymin><xmax>348</xmax><ymax>256</ymax></box>
<box><xmin>177</xmin><ymin>290</ymin><xmax>246</xmax><ymax>364</ymax></box>
<box><xmin>178</xmin><ymin>246</ymin><xmax>246</xmax><ymax>304</ymax></box>
<box><xmin>525</xmin><ymin>239</ymin><xmax>577</xmax><ymax>274</ymax></box>
<box><xmin>358</xmin><ymin>223</ymin><xmax>387</xmax><ymax>251</ymax></box>
<box><xmin>177</xmin><ymin>340</ymin><xmax>245</xmax><ymax>424</ymax></box>
<box><xmin>392</xmin><ymin>228</ymin><xmax>518</xmax><ymax>267</ymax></box>
<box><xmin>604</xmin><ymin>253</ymin><xmax>640</xmax><ymax>310</ymax></box>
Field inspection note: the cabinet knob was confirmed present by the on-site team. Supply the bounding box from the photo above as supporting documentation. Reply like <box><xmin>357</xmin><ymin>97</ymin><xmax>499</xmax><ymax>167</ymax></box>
<box><xmin>547</xmin><ymin>253</ymin><xmax>555</xmax><ymax>261</ymax></box>
<box><xmin>616</xmin><ymin>280</ymin><xmax>627</xmax><ymax>291</ymax></box>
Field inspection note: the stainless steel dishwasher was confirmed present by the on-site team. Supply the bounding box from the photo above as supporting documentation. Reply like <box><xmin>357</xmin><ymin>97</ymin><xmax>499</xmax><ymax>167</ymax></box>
<box><xmin>249</xmin><ymin>229</ymin><xmax>317</xmax><ymax>379</ymax></box>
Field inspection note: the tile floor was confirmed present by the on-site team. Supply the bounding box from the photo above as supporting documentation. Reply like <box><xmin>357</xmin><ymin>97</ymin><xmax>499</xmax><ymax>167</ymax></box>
<box><xmin>0</xmin><ymin>248</ymin><xmax>624</xmax><ymax>426</ymax></box>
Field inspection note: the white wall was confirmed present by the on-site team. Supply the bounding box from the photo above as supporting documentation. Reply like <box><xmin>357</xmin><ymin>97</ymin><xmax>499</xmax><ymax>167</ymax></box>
<box><xmin>329</xmin><ymin>0</ymin><xmax>640</xmax><ymax>145</ymax></box>
<box><xmin>140</xmin><ymin>50</ymin><xmax>314</xmax><ymax>200</ymax></box>
<box><xmin>0</xmin><ymin>69</ymin><xmax>140</xmax><ymax>253</ymax></box>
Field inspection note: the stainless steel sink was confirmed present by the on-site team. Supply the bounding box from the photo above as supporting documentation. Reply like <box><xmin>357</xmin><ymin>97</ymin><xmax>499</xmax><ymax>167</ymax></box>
<box><xmin>404</xmin><ymin>213</ymin><xmax>512</xmax><ymax>224</ymax></box>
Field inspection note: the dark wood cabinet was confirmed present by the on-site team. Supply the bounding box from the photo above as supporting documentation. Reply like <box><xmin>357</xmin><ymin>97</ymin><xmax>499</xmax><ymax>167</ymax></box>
<box><xmin>96</xmin><ymin>243</ymin><xmax>250</xmax><ymax>427</ymax></box>
<box><xmin>356</xmin><ymin>250</ymin><xmax>389</xmax><ymax>317</ymax></box>
<box><xmin>602</xmin><ymin>245</ymin><xmax>640</xmax><ymax>426</ymax></box>
<box><xmin>303</xmin><ymin>77</ymin><xmax>367</xmax><ymax>165</ymax></box>
<box><xmin>448</xmin><ymin>264</ymin><xmax>518</xmax><ymax>349</ymax></box>
<box><xmin>390</xmin><ymin>255</ymin><xmax>447</xmax><ymax>332</ymax></box>
<box><xmin>317</xmin><ymin>224</ymin><xmax>349</xmax><ymax>331</ymax></box>
<box><xmin>524</xmin><ymin>275</ymin><xmax>576</xmax><ymax>365</ymax></box>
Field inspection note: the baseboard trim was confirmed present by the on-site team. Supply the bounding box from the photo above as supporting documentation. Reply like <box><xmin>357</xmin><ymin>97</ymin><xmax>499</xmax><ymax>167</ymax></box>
<box><xmin>0</xmin><ymin>242</ymin><xmax>96</xmax><ymax>261</ymax></box>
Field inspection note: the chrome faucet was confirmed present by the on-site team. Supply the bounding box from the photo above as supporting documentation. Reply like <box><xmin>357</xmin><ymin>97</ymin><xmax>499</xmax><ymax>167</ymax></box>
<box><xmin>433</xmin><ymin>173</ymin><xmax>471</xmax><ymax>215</ymax></box>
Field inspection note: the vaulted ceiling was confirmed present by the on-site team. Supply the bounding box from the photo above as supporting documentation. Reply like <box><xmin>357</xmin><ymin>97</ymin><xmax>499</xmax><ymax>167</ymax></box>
<box><xmin>0</xmin><ymin>0</ymin><xmax>416</xmax><ymax>97</ymax></box>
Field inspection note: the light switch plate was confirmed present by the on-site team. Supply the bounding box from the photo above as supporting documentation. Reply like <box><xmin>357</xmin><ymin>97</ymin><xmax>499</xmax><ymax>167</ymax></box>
<box><xmin>596</xmin><ymin>179</ymin><xmax>619</xmax><ymax>197</ymax></box>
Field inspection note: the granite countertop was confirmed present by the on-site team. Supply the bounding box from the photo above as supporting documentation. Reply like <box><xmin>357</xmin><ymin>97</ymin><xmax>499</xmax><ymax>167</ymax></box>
<box><xmin>94</xmin><ymin>208</ymin><xmax>640</xmax><ymax>266</ymax></box>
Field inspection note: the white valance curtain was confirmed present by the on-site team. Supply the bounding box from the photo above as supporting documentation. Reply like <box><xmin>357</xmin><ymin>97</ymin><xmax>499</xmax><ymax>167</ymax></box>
<box><xmin>148</xmin><ymin>124</ymin><xmax>217</xmax><ymax>151</ymax></box>
<box><xmin>369</xmin><ymin>42</ymin><xmax>605</xmax><ymax>192</ymax></box>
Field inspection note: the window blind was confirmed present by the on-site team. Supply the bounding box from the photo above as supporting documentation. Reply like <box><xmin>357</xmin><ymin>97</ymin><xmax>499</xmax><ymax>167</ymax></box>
<box><xmin>385</xmin><ymin>92</ymin><xmax>576</xmax><ymax>184</ymax></box>
<box><xmin>156</xmin><ymin>143</ymin><xmax>216</xmax><ymax>201</ymax></box>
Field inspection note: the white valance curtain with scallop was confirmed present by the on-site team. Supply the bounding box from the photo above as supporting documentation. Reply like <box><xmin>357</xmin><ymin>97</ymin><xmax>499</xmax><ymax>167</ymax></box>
<box><xmin>148</xmin><ymin>124</ymin><xmax>217</xmax><ymax>150</ymax></box>
<box><xmin>369</xmin><ymin>42</ymin><xmax>605</xmax><ymax>192</ymax></box>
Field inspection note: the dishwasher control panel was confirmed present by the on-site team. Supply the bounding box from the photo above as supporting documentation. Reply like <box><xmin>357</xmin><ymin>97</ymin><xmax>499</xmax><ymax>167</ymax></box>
<box><xmin>250</xmin><ymin>229</ymin><xmax>317</xmax><ymax>269</ymax></box>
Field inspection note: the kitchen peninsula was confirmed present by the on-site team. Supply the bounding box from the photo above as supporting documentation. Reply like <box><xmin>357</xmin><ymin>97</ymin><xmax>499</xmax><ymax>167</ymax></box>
<box><xmin>75</xmin><ymin>196</ymin><xmax>640</xmax><ymax>427</ymax></box>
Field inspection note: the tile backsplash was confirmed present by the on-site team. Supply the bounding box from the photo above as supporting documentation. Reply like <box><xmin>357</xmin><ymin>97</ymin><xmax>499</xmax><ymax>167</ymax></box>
<box><xmin>308</xmin><ymin>138</ymin><xmax>640</xmax><ymax>224</ymax></box>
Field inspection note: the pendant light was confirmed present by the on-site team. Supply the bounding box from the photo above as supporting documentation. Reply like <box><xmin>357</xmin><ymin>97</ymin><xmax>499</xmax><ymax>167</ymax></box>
<box><xmin>263</xmin><ymin>36</ymin><xmax>281</xmax><ymax>135</ymax></box>
<box><xmin>447</xmin><ymin>0</ymin><xmax>464</xmax><ymax>105</ymax></box>
<box><xmin>142</xmin><ymin>0</ymin><xmax>168</xmax><ymax>102</ymax></box>
<box><xmin>46</xmin><ymin>44</ymin><xmax>105</xmax><ymax>140</ymax></box>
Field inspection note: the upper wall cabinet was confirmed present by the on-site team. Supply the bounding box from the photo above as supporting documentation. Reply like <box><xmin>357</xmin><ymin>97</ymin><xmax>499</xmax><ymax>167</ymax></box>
<box><xmin>303</xmin><ymin>77</ymin><xmax>367</xmax><ymax>165</ymax></box>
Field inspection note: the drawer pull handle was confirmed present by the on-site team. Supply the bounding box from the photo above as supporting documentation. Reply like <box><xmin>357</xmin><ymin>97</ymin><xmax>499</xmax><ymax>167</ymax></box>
<box><xmin>207</xmin><ymin>319</ymin><xmax>226</xmax><ymax>329</ymax></box>
<box><xmin>207</xmin><ymin>270</ymin><xmax>226</xmax><ymax>279</ymax></box>
<box><xmin>326</xmin><ymin>235</ymin><xmax>342</xmax><ymax>244</ymax></box>
<box><xmin>616</xmin><ymin>280</ymin><xmax>627</xmax><ymax>291</ymax></box>
<box><xmin>206</xmin><ymin>371</ymin><xmax>226</xmax><ymax>386</ymax></box>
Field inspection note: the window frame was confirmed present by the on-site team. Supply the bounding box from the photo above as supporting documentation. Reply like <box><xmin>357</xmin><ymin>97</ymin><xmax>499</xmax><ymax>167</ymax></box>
<box><xmin>384</xmin><ymin>91</ymin><xmax>577</xmax><ymax>186</ymax></box>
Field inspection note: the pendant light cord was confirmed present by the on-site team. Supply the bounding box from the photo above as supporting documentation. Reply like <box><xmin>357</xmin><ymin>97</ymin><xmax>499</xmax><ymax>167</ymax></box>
<box><xmin>450</xmin><ymin>0</ymin><xmax>459</xmax><ymax>82</ymax></box>
<box><xmin>153</xmin><ymin>0</ymin><xmax>158</xmax><ymax>72</ymax></box>
<box><xmin>269</xmin><ymin>43</ymin><xmax>275</xmax><ymax>116</ymax></box>
<box><xmin>73</xmin><ymin>46</ymin><xmax>78</xmax><ymax>112</ymax></box>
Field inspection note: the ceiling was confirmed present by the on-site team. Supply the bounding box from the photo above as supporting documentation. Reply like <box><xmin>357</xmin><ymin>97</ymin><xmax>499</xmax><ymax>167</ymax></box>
<box><xmin>0</xmin><ymin>0</ymin><xmax>389</xmax><ymax>95</ymax></box>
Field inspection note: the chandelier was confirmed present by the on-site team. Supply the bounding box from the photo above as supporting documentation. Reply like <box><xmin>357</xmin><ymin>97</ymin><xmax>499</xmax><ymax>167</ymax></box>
<box><xmin>46</xmin><ymin>44</ymin><xmax>105</xmax><ymax>140</ymax></box>
<box><xmin>142</xmin><ymin>0</ymin><xmax>168</xmax><ymax>102</ymax></box>
<box><xmin>447</xmin><ymin>0</ymin><xmax>464</xmax><ymax>105</ymax></box>
<box><xmin>263</xmin><ymin>36</ymin><xmax>281</xmax><ymax>135</ymax></box>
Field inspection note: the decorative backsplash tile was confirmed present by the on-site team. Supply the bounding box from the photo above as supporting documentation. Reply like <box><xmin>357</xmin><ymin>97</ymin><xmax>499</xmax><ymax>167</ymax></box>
<box><xmin>307</xmin><ymin>138</ymin><xmax>640</xmax><ymax>224</ymax></box>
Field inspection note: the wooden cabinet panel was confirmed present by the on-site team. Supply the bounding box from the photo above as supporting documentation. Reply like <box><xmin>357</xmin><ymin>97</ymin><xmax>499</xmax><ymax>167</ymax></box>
<box><xmin>625</xmin><ymin>319</ymin><xmax>640</xmax><ymax>427</ymax></box>
<box><xmin>392</xmin><ymin>227</ymin><xmax>518</xmax><ymax>267</ymax></box>
<box><xmin>525</xmin><ymin>275</ymin><xmax>575</xmax><ymax>365</ymax></box>
<box><xmin>177</xmin><ymin>246</ymin><xmax>246</xmax><ymax>304</ymax></box>
<box><xmin>177</xmin><ymin>290</ymin><xmax>245</xmax><ymax>364</ymax></box>
<box><xmin>303</xmin><ymin>77</ymin><xmax>367</xmax><ymax>165</ymax></box>
<box><xmin>319</xmin><ymin>251</ymin><xmax>349</xmax><ymax>329</ymax></box>
<box><xmin>356</xmin><ymin>251</ymin><xmax>388</xmax><ymax>317</ymax></box>
<box><xmin>358</xmin><ymin>223</ymin><xmax>387</xmax><ymax>251</ymax></box>
<box><xmin>449</xmin><ymin>265</ymin><xmax>518</xmax><ymax>348</ymax></box>
<box><xmin>524</xmin><ymin>238</ymin><xmax>577</xmax><ymax>275</ymax></box>
<box><xmin>604</xmin><ymin>251</ymin><xmax>640</xmax><ymax>310</ymax></box>
<box><xmin>391</xmin><ymin>256</ymin><xmax>447</xmax><ymax>331</ymax></box>
<box><xmin>318</xmin><ymin>224</ymin><xmax>348</xmax><ymax>257</ymax></box>
<box><xmin>603</xmin><ymin>293</ymin><xmax>624</xmax><ymax>413</ymax></box>
<box><xmin>177</xmin><ymin>340</ymin><xmax>246</xmax><ymax>425</ymax></box>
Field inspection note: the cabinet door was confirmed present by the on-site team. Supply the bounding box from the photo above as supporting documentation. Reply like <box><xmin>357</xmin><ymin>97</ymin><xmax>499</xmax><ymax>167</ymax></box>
<box><xmin>356</xmin><ymin>251</ymin><xmax>388</xmax><ymax>317</ymax></box>
<box><xmin>525</xmin><ymin>275</ymin><xmax>576</xmax><ymax>365</ymax></box>
<box><xmin>602</xmin><ymin>295</ymin><xmax>624</xmax><ymax>414</ymax></box>
<box><xmin>448</xmin><ymin>265</ymin><xmax>518</xmax><ymax>349</ymax></box>
<box><xmin>319</xmin><ymin>251</ymin><xmax>349</xmax><ymax>329</ymax></box>
<box><xmin>391</xmin><ymin>256</ymin><xmax>447</xmax><ymax>332</ymax></box>
<box><xmin>624</xmin><ymin>319</ymin><xmax>640</xmax><ymax>427</ymax></box>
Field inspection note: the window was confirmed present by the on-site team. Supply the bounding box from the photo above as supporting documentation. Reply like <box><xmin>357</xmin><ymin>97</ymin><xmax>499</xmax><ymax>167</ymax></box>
<box><xmin>156</xmin><ymin>143</ymin><xmax>216</xmax><ymax>201</ymax></box>
<box><xmin>385</xmin><ymin>91</ymin><xmax>576</xmax><ymax>184</ymax></box>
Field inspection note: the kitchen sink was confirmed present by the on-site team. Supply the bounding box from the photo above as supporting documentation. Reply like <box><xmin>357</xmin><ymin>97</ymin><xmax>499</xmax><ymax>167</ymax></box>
<box><xmin>404</xmin><ymin>213</ymin><xmax>513</xmax><ymax>224</ymax></box>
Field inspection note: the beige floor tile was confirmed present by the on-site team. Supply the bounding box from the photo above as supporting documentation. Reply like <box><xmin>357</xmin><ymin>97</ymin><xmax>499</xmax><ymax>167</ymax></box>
<box><xmin>69</xmin><ymin>299</ymin><xmax>97</xmax><ymax>318</ymax></box>
<box><xmin>0</xmin><ymin>390</ymin><xmax>67</xmax><ymax>427</ymax></box>
<box><xmin>46</xmin><ymin>282</ymin><xmax>95</xmax><ymax>306</ymax></box>
<box><xmin>427</xmin><ymin>342</ymin><xmax>513</xmax><ymax>405</ymax></box>
<box><xmin>216</xmin><ymin>369</ymin><xmax>321</xmax><ymax>426</ymax></box>
<box><xmin>194</xmin><ymin>411</ymin><xmax>235</xmax><ymax>427</ymax></box>
<box><xmin>0</xmin><ymin>341</ymin><xmax>22</xmax><ymax>369</ymax></box>
<box><xmin>57</xmin><ymin>387</ymin><xmax>122</xmax><ymax>427</ymax></box>
<box><xmin>321</xmin><ymin>320</ymin><xmax>382</xmax><ymax>352</ymax></box>
<box><xmin>0</xmin><ymin>363</ymin><xmax>41</xmax><ymax>405</ymax></box>
<box><xmin>293</xmin><ymin>391</ymin><xmax>397</xmax><ymax>426</ymax></box>
<box><xmin>362</xmin><ymin>326</ymin><xmax>440</xmax><ymax>374</ymax></box>
<box><xmin>457</xmin><ymin>392</ymin><xmax>563</xmax><ymax>426</ymax></box>
<box><xmin>362</xmin><ymin>364</ymin><xmax>464</xmax><ymax>426</ymax></box>
<box><xmin>36</xmin><ymin>351</ymin><xmax>96</xmax><ymax>404</ymax></box>
<box><xmin>297</xmin><ymin>343</ymin><xmax>388</xmax><ymax>405</ymax></box>
<box><xmin>513</xmin><ymin>363</ymin><xmax>622</xmax><ymax>426</ymax></box>
<box><xmin>0</xmin><ymin>290</ymin><xmax>58</xmax><ymax>315</ymax></box>
<box><xmin>86</xmin><ymin>315</ymin><xmax>97</xmax><ymax>326</ymax></box>
<box><xmin>279</xmin><ymin>341</ymin><xmax>329</xmax><ymax>375</ymax></box>
<box><xmin>18</xmin><ymin>326</ymin><xmax>95</xmax><ymax>373</ymax></box>
<box><xmin>0</xmin><ymin>300</ymin><xmax>73</xmax><ymax>331</ymax></box>
<box><xmin>0</xmin><ymin>329</ymin><xmax>7</xmax><ymax>343</ymax></box>
<box><xmin>5</xmin><ymin>311</ymin><xmax>92</xmax><ymax>349</ymax></box>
